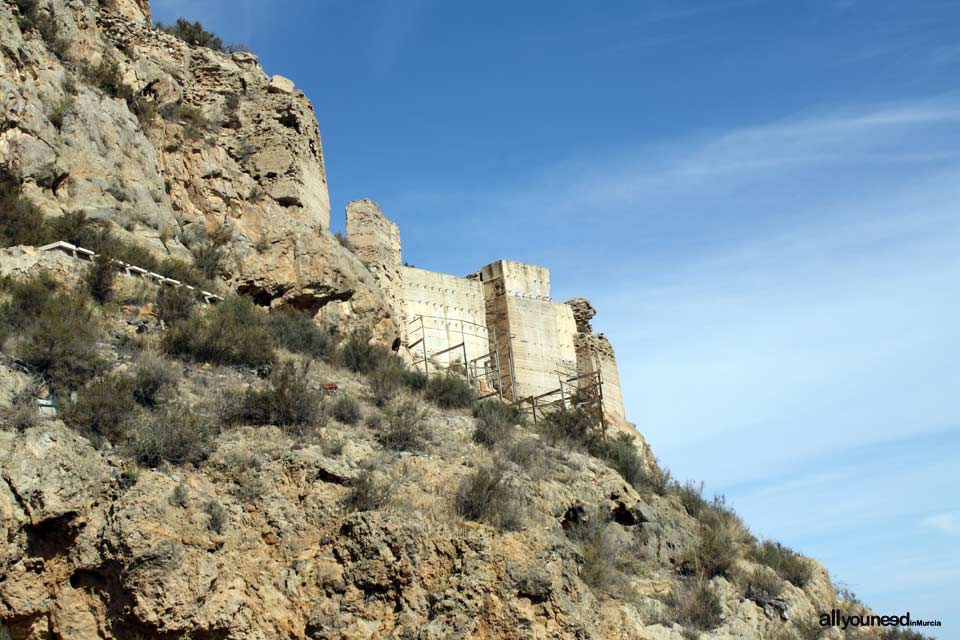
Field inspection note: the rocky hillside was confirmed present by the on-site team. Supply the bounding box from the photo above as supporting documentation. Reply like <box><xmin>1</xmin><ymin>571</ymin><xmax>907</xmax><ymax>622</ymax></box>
<box><xmin>0</xmin><ymin>1</ymin><xmax>904</xmax><ymax>639</ymax></box>
<box><xmin>0</xmin><ymin>0</ymin><xmax>399</xmax><ymax>344</ymax></box>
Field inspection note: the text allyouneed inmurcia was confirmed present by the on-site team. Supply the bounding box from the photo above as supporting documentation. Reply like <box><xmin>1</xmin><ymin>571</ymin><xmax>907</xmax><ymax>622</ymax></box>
<box><xmin>820</xmin><ymin>610</ymin><xmax>941</xmax><ymax>631</ymax></box>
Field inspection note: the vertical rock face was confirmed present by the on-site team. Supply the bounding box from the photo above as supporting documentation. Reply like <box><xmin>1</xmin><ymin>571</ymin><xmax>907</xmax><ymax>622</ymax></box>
<box><xmin>0</xmin><ymin>0</ymin><xmax>399</xmax><ymax>344</ymax></box>
<box><xmin>345</xmin><ymin>199</ymin><xmax>405</xmax><ymax>348</ymax></box>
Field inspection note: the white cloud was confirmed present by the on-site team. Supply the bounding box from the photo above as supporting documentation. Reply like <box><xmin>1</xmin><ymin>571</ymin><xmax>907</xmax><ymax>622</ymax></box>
<box><xmin>922</xmin><ymin>512</ymin><xmax>960</xmax><ymax>535</ymax></box>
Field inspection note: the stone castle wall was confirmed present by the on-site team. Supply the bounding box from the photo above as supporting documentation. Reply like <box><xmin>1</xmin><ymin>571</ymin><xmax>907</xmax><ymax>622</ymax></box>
<box><xmin>401</xmin><ymin>266</ymin><xmax>488</xmax><ymax>372</ymax></box>
<box><xmin>345</xmin><ymin>202</ymin><xmax>629</xmax><ymax>421</ymax></box>
<box><xmin>479</xmin><ymin>260</ymin><xmax>578</xmax><ymax>400</ymax></box>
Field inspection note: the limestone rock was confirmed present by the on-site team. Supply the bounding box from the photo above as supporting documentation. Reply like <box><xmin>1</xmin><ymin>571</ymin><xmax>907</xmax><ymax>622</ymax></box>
<box><xmin>0</xmin><ymin>0</ymin><xmax>400</xmax><ymax>345</ymax></box>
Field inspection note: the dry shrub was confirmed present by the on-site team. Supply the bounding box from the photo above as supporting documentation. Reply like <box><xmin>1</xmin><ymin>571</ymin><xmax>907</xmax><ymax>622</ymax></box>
<box><xmin>751</xmin><ymin>540</ymin><xmax>814</xmax><ymax>588</ymax></box>
<box><xmin>163</xmin><ymin>294</ymin><xmax>274</xmax><ymax>369</ymax></box>
<box><xmin>343</xmin><ymin>463</ymin><xmax>391</xmax><ymax>512</ymax></box>
<box><xmin>156</xmin><ymin>285</ymin><xmax>196</xmax><ymax>324</ymax></box>
<box><xmin>424</xmin><ymin>372</ymin><xmax>474</xmax><ymax>409</ymax></box>
<box><xmin>472</xmin><ymin>400</ymin><xmax>519</xmax><ymax>447</ymax></box>
<box><xmin>685</xmin><ymin>500</ymin><xmax>752</xmax><ymax>579</ymax></box>
<box><xmin>63</xmin><ymin>374</ymin><xmax>137</xmax><ymax>444</ymax></box>
<box><xmin>331</xmin><ymin>394</ymin><xmax>362</xmax><ymax>425</ymax></box>
<box><xmin>455</xmin><ymin>462</ymin><xmax>523</xmax><ymax>531</ymax></box>
<box><xmin>266</xmin><ymin>310</ymin><xmax>336</xmax><ymax>360</ymax></box>
<box><xmin>665</xmin><ymin>580</ymin><xmax>723</xmax><ymax>630</ymax></box>
<box><xmin>132</xmin><ymin>353</ymin><xmax>177</xmax><ymax>407</ymax></box>
<box><xmin>376</xmin><ymin>398</ymin><xmax>430</xmax><ymax>452</ymax></box>
<box><xmin>222</xmin><ymin>362</ymin><xmax>320</xmax><ymax>428</ymax></box>
<box><xmin>131</xmin><ymin>404</ymin><xmax>214</xmax><ymax>467</ymax></box>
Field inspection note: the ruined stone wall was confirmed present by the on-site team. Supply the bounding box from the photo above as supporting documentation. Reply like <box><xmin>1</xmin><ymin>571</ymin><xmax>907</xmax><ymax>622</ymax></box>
<box><xmin>480</xmin><ymin>260</ymin><xmax>578</xmax><ymax>400</ymax></box>
<box><xmin>345</xmin><ymin>200</ymin><xmax>405</xmax><ymax>346</ymax></box>
<box><xmin>401</xmin><ymin>267</ymin><xmax>489</xmax><ymax>372</ymax></box>
<box><xmin>567</xmin><ymin>298</ymin><xmax>627</xmax><ymax>422</ymax></box>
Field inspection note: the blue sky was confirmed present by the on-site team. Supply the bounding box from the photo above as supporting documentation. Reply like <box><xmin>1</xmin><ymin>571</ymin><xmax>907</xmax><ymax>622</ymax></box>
<box><xmin>154</xmin><ymin>1</ymin><xmax>959</xmax><ymax>634</ymax></box>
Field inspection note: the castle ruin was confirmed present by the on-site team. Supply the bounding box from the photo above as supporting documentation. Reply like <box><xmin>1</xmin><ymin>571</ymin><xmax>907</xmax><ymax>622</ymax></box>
<box><xmin>345</xmin><ymin>199</ymin><xmax>628</xmax><ymax>425</ymax></box>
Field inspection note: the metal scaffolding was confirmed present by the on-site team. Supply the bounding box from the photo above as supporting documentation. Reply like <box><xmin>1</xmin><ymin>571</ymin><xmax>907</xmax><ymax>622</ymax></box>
<box><xmin>405</xmin><ymin>314</ymin><xmax>511</xmax><ymax>401</ymax></box>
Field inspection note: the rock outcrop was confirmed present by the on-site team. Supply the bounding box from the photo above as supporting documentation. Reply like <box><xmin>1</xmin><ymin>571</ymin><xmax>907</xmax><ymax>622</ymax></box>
<box><xmin>0</xmin><ymin>0</ymin><xmax>399</xmax><ymax>345</ymax></box>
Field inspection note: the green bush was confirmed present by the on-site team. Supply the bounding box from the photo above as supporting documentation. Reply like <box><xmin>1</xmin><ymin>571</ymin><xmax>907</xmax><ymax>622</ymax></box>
<box><xmin>266</xmin><ymin>310</ymin><xmax>336</xmax><ymax>359</ymax></box>
<box><xmin>666</xmin><ymin>580</ymin><xmax>723</xmax><ymax>630</ymax></box>
<box><xmin>48</xmin><ymin>95</ymin><xmax>74</xmax><ymax>131</ymax></box>
<box><xmin>471</xmin><ymin>400</ymin><xmax>519</xmax><ymax>447</ymax></box>
<box><xmin>156</xmin><ymin>285</ymin><xmax>196</xmax><ymax>324</ymax></box>
<box><xmin>132</xmin><ymin>404</ymin><xmax>213</xmax><ymax>467</ymax></box>
<box><xmin>85</xmin><ymin>254</ymin><xmax>118</xmax><ymax>304</ymax></box>
<box><xmin>63</xmin><ymin>374</ymin><xmax>138</xmax><ymax>444</ymax></box>
<box><xmin>163</xmin><ymin>294</ymin><xmax>275</xmax><ymax>368</ymax></box>
<box><xmin>675</xmin><ymin>480</ymin><xmax>707</xmax><ymax>518</ymax></box>
<box><xmin>222</xmin><ymin>362</ymin><xmax>320</xmax><ymax>427</ymax></box>
<box><xmin>156</xmin><ymin>18</ymin><xmax>225</xmax><ymax>51</ymax></box>
<box><xmin>0</xmin><ymin>273</ymin><xmax>58</xmax><ymax>336</ymax></box>
<box><xmin>751</xmin><ymin>540</ymin><xmax>813</xmax><ymax>588</ymax></box>
<box><xmin>424</xmin><ymin>372</ymin><xmax>474</xmax><ymax>409</ymax></box>
<box><xmin>331</xmin><ymin>394</ymin><xmax>362</xmax><ymax>425</ymax></box>
<box><xmin>376</xmin><ymin>399</ymin><xmax>430</xmax><ymax>452</ymax></box>
<box><xmin>190</xmin><ymin>241</ymin><xmax>224</xmax><ymax>277</ymax></box>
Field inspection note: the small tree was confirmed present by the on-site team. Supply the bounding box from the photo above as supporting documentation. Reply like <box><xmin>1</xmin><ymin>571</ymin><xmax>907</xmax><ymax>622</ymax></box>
<box><xmin>85</xmin><ymin>254</ymin><xmax>118</xmax><ymax>304</ymax></box>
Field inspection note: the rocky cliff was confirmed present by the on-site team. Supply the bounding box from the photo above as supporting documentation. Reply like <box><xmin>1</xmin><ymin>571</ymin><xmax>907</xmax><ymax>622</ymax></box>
<box><xmin>0</xmin><ymin>2</ymin><xmax>891</xmax><ymax>639</ymax></box>
<box><xmin>0</xmin><ymin>0</ymin><xmax>400</xmax><ymax>344</ymax></box>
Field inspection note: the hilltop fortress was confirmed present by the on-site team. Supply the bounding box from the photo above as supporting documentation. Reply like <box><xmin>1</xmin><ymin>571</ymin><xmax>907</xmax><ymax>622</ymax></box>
<box><xmin>345</xmin><ymin>200</ymin><xmax>628</xmax><ymax>426</ymax></box>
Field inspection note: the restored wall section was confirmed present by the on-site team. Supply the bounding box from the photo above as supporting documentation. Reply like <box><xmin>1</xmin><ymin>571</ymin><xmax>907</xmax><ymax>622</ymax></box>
<box><xmin>401</xmin><ymin>266</ymin><xmax>489</xmax><ymax>372</ymax></box>
<box><xmin>480</xmin><ymin>260</ymin><xmax>578</xmax><ymax>400</ymax></box>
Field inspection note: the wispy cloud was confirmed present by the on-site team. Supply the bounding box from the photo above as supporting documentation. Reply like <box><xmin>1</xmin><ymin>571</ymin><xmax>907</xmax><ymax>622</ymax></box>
<box><xmin>922</xmin><ymin>512</ymin><xmax>960</xmax><ymax>535</ymax></box>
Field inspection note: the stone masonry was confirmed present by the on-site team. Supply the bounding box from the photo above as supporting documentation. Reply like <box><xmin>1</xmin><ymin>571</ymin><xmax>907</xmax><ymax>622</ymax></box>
<box><xmin>346</xmin><ymin>201</ymin><xmax>630</xmax><ymax>423</ymax></box>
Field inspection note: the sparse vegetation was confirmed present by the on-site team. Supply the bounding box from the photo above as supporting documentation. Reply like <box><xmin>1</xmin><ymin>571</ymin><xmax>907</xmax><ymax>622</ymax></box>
<box><xmin>376</xmin><ymin>398</ymin><xmax>430</xmax><ymax>452</ymax></box>
<box><xmin>424</xmin><ymin>372</ymin><xmax>474</xmax><ymax>409</ymax></box>
<box><xmin>48</xmin><ymin>95</ymin><xmax>75</xmax><ymax>131</ymax></box>
<box><xmin>343</xmin><ymin>465</ymin><xmax>390</xmax><ymax>512</ymax></box>
<box><xmin>751</xmin><ymin>540</ymin><xmax>813</xmax><ymax>588</ymax></box>
<box><xmin>163</xmin><ymin>294</ymin><xmax>275</xmax><ymax>368</ymax></box>
<box><xmin>337</xmin><ymin>329</ymin><xmax>392</xmax><ymax>374</ymax></box>
<box><xmin>85</xmin><ymin>254</ymin><xmax>118</xmax><ymax>304</ymax></box>
<box><xmin>455</xmin><ymin>462</ymin><xmax>523</xmax><ymax>531</ymax></box>
<box><xmin>203</xmin><ymin>499</ymin><xmax>226</xmax><ymax>533</ymax></box>
<box><xmin>63</xmin><ymin>374</ymin><xmax>137</xmax><ymax>444</ymax></box>
<box><xmin>132</xmin><ymin>354</ymin><xmax>177</xmax><ymax>407</ymax></box>
<box><xmin>156</xmin><ymin>18</ymin><xmax>230</xmax><ymax>52</ymax></box>
<box><xmin>222</xmin><ymin>362</ymin><xmax>319</xmax><ymax>428</ymax></box>
<box><xmin>665</xmin><ymin>580</ymin><xmax>723</xmax><ymax>631</ymax></box>
<box><xmin>15</xmin><ymin>288</ymin><xmax>105</xmax><ymax>392</ymax></box>
<box><xmin>132</xmin><ymin>404</ymin><xmax>213</xmax><ymax>466</ymax></box>
<box><xmin>684</xmin><ymin>498</ymin><xmax>752</xmax><ymax>578</ymax></box>
<box><xmin>471</xmin><ymin>400</ymin><xmax>519</xmax><ymax>447</ymax></box>
<box><xmin>331</xmin><ymin>394</ymin><xmax>362</xmax><ymax>425</ymax></box>
<box><xmin>266</xmin><ymin>310</ymin><xmax>336</xmax><ymax>360</ymax></box>
<box><xmin>169</xmin><ymin>482</ymin><xmax>189</xmax><ymax>508</ymax></box>
<box><xmin>367</xmin><ymin>356</ymin><xmax>408</xmax><ymax>406</ymax></box>
<box><xmin>156</xmin><ymin>286</ymin><xmax>196</xmax><ymax>325</ymax></box>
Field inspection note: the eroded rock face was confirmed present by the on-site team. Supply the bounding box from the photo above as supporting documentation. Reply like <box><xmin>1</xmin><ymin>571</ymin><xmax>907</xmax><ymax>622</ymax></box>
<box><xmin>0</xmin><ymin>0</ymin><xmax>399</xmax><ymax>345</ymax></box>
<box><xmin>0</xmin><ymin>415</ymin><xmax>849</xmax><ymax>640</ymax></box>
